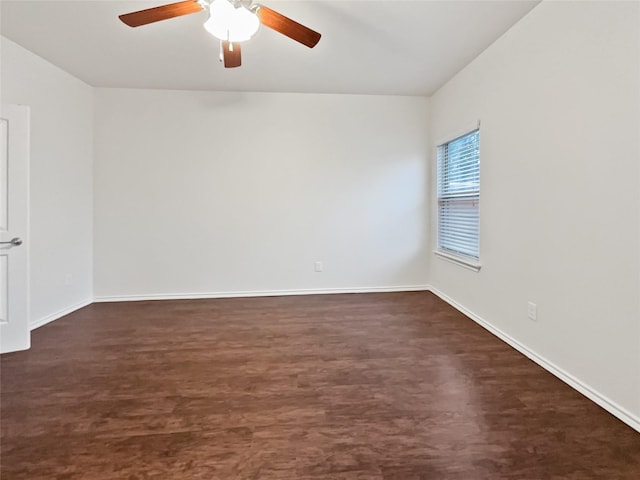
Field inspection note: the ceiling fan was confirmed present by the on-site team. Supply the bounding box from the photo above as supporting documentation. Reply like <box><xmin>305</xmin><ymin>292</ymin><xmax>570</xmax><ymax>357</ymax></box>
<box><xmin>119</xmin><ymin>0</ymin><xmax>321</xmax><ymax>68</ymax></box>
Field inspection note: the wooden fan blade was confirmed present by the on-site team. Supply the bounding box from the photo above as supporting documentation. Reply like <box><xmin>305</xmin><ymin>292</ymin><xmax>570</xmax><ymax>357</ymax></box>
<box><xmin>119</xmin><ymin>0</ymin><xmax>203</xmax><ymax>28</ymax></box>
<box><xmin>256</xmin><ymin>5</ymin><xmax>321</xmax><ymax>48</ymax></box>
<box><xmin>222</xmin><ymin>41</ymin><xmax>242</xmax><ymax>68</ymax></box>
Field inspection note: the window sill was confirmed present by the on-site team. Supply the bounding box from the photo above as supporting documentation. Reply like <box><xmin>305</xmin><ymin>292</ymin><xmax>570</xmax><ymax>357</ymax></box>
<box><xmin>433</xmin><ymin>250</ymin><xmax>481</xmax><ymax>272</ymax></box>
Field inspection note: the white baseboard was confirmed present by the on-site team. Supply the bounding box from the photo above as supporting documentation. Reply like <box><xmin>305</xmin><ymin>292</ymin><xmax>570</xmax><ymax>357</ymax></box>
<box><xmin>29</xmin><ymin>298</ymin><xmax>93</xmax><ymax>331</ymax></box>
<box><xmin>427</xmin><ymin>286</ymin><xmax>640</xmax><ymax>434</ymax></box>
<box><xmin>93</xmin><ymin>285</ymin><xmax>431</xmax><ymax>303</ymax></box>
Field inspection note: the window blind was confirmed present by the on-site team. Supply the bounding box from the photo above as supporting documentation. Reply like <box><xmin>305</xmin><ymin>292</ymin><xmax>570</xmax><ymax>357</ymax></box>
<box><xmin>437</xmin><ymin>130</ymin><xmax>480</xmax><ymax>259</ymax></box>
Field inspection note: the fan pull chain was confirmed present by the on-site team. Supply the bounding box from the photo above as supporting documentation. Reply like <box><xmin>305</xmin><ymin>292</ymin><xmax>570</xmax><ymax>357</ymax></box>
<box><xmin>227</xmin><ymin>30</ymin><xmax>233</xmax><ymax>51</ymax></box>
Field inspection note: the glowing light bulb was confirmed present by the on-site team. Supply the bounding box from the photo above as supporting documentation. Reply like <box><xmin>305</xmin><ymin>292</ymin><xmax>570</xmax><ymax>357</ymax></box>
<box><xmin>204</xmin><ymin>0</ymin><xmax>260</xmax><ymax>43</ymax></box>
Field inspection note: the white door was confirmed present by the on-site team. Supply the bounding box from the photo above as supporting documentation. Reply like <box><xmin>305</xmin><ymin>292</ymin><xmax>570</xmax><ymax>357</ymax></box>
<box><xmin>0</xmin><ymin>104</ymin><xmax>29</xmax><ymax>354</ymax></box>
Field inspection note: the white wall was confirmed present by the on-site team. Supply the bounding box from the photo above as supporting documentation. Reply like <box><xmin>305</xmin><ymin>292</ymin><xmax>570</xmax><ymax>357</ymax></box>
<box><xmin>94</xmin><ymin>89</ymin><xmax>429</xmax><ymax>299</ymax></box>
<box><xmin>1</xmin><ymin>36</ymin><xmax>94</xmax><ymax>327</ymax></box>
<box><xmin>428</xmin><ymin>1</ymin><xmax>640</xmax><ymax>424</ymax></box>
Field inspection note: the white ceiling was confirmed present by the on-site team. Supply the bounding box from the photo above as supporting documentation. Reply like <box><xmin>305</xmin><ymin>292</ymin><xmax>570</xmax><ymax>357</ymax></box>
<box><xmin>1</xmin><ymin>0</ymin><xmax>540</xmax><ymax>96</ymax></box>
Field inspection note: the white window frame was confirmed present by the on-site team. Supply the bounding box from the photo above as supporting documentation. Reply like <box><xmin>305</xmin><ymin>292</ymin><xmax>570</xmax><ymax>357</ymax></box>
<box><xmin>434</xmin><ymin>127</ymin><xmax>481</xmax><ymax>271</ymax></box>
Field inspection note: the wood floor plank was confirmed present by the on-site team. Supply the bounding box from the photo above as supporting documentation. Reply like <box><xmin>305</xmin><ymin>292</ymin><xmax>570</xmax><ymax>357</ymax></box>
<box><xmin>1</xmin><ymin>292</ymin><xmax>639</xmax><ymax>479</ymax></box>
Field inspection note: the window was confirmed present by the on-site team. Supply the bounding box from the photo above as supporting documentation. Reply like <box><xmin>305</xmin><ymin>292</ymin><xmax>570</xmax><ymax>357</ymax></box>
<box><xmin>436</xmin><ymin>129</ymin><xmax>480</xmax><ymax>264</ymax></box>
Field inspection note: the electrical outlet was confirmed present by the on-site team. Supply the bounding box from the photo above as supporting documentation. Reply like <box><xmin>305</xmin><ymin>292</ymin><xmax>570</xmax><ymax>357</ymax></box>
<box><xmin>314</xmin><ymin>261</ymin><xmax>323</xmax><ymax>272</ymax></box>
<box><xmin>527</xmin><ymin>301</ymin><xmax>537</xmax><ymax>321</ymax></box>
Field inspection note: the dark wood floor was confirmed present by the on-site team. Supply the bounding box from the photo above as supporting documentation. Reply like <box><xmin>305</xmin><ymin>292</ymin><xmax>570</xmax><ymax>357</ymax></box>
<box><xmin>1</xmin><ymin>292</ymin><xmax>638</xmax><ymax>479</ymax></box>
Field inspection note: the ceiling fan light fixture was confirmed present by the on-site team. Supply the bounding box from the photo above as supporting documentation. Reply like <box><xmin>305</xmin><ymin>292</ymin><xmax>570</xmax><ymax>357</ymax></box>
<box><xmin>204</xmin><ymin>0</ymin><xmax>259</xmax><ymax>43</ymax></box>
